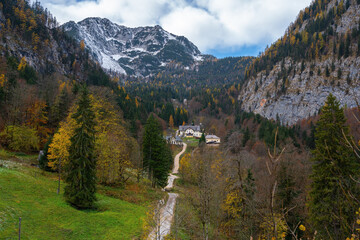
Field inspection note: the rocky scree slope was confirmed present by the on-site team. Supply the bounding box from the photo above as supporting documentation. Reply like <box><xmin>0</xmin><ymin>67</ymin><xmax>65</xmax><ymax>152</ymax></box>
<box><xmin>62</xmin><ymin>18</ymin><xmax>204</xmax><ymax>77</ymax></box>
<box><xmin>240</xmin><ymin>0</ymin><xmax>360</xmax><ymax>125</ymax></box>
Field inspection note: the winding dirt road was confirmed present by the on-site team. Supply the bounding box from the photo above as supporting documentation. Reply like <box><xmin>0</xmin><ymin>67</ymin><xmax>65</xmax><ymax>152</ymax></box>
<box><xmin>148</xmin><ymin>143</ymin><xmax>187</xmax><ymax>240</ymax></box>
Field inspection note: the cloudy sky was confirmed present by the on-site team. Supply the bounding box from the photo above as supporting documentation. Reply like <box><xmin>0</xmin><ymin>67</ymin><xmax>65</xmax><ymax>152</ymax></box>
<box><xmin>33</xmin><ymin>0</ymin><xmax>312</xmax><ymax>58</ymax></box>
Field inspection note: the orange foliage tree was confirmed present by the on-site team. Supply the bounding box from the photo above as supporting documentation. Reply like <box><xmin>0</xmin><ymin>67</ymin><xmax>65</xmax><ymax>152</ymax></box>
<box><xmin>25</xmin><ymin>100</ymin><xmax>51</xmax><ymax>145</ymax></box>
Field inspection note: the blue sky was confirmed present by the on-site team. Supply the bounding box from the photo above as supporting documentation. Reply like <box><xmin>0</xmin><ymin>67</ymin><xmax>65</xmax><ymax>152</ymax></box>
<box><xmin>33</xmin><ymin>0</ymin><xmax>312</xmax><ymax>58</ymax></box>
<box><xmin>207</xmin><ymin>45</ymin><xmax>265</xmax><ymax>58</ymax></box>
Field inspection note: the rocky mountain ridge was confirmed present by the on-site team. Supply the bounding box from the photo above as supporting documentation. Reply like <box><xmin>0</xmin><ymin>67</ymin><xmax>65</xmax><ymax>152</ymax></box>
<box><xmin>62</xmin><ymin>18</ymin><xmax>204</xmax><ymax>77</ymax></box>
<box><xmin>240</xmin><ymin>0</ymin><xmax>360</xmax><ymax>125</ymax></box>
<box><xmin>240</xmin><ymin>56</ymin><xmax>360</xmax><ymax>125</ymax></box>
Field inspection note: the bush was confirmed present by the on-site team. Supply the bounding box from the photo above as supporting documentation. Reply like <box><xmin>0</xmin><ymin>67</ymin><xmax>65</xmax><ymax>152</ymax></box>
<box><xmin>0</xmin><ymin>125</ymin><xmax>39</xmax><ymax>152</ymax></box>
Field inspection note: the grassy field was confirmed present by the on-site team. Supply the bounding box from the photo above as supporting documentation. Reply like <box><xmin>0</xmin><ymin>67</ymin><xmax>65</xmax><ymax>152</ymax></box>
<box><xmin>0</xmin><ymin>151</ymin><xmax>163</xmax><ymax>240</ymax></box>
<box><xmin>183</xmin><ymin>138</ymin><xmax>199</xmax><ymax>148</ymax></box>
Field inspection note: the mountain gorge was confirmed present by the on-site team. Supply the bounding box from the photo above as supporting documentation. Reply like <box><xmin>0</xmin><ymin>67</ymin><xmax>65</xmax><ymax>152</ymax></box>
<box><xmin>62</xmin><ymin>18</ymin><xmax>204</xmax><ymax>77</ymax></box>
<box><xmin>240</xmin><ymin>0</ymin><xmax>360</xmax><ymax>124</ymax></box>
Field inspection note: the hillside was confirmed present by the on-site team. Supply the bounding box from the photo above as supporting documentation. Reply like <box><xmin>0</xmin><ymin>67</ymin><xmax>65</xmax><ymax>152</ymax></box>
<box><xmin>0</xmin><ymin>0</ymin><xmax>111</xmax><ymax>82</ymax></box>
<box><xmin>240</xmin><ymin>0</ymin><xmax>360</xmax><ymax>124</ymax></box>
<box><xmin>0</xmin><ymin>157</ymin><xmax>147</xmax><ymax>239</ymax></box>
<box><xmin>62</xmin><ymin>18</ymin><xmax>205</xmax><ymax>77</ymax></box>
<box><xmin>0</xmin><ymin>0</ymin><xmax>117</xmax><ymax>130</ymax></box>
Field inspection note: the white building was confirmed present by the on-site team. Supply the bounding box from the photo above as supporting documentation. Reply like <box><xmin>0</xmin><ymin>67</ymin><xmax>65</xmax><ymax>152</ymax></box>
<box><xmin>193</xmin><ymin>131</ymin><xmax>202</xmax><ymax>138</ymax></box>
<box><xmin>205</xmin><ymin>135</ymin><xmax>220</xmax><ymax>144</ymax></box>
<box><xmin>178</xmin><ymin>125</ymin><xmax>201</xmax><ymax>138</ymax></box>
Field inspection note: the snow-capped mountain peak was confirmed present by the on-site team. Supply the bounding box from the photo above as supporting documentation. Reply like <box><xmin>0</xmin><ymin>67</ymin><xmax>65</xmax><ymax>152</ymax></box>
<box><xmin>62</xmin><ymin>17</ymin><xmax>203</xmax><ymax>76</ymax></box>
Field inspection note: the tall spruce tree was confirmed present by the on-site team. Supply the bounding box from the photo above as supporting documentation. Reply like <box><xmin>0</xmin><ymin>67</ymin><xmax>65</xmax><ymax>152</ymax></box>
<box><xmin>143</xmin><ymin>114</ymin><xmax>171</xmax><ymax>187</ymax></box>
<box><xmin>309</xmin><ymin>94</ymin><xmax>359</xmax><ymax>238</ymax></box>
<box><xmin>64</xmin><ymin>86</ymin><xmax>97</xmax><ymax>209</ymax></box>
<box><xmin>199</xmin><ymin>132</ymin><xmax>206</xmax><ymax>144</ymax></box>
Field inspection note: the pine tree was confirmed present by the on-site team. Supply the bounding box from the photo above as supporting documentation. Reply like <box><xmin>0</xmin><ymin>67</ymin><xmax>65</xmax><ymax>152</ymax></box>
<box><xmin>242</xmin><ymin>127</ymin><xmax>250</xmax><ymax>147</ymax></box>
<box><xmin>199</xmin><ymin>132</ymin><xmax>206</xmax><ymax>144</ymax></box>
<box><xmin>51</xmin><ymin>87</ymin><xmax>69</xmax><ymax>126</ymax></box>
<box><xmin>325</xmin><ymin>65</ymin><xmax>330</xmax><ymax>77</ymax></box>
<box><xmin>308</xmin><ymin>94</ymin><xmax>360</xmax><ymax>238</ymax></box>
<box><xmin>64</xmin><ymin>86</ymin><xmax>97</xmax><ymax>209</ymax></box>
<box><xmin>143</xmin><ymin>114</ymin><xmax>170</xmax><ymax>187</ymax></box>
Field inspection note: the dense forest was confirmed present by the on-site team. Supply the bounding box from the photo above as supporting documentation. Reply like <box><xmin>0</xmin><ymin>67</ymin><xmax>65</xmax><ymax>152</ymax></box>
<box><xmin>170</xmin><ymin>95</ymin><xmax>360</xmax><ymax>239</ymax></box>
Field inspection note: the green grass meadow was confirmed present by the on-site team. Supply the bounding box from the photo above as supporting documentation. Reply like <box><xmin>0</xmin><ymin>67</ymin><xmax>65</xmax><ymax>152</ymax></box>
<box><xmin>0</xmin><ymin>161</ymin><xmax>147</xmax><ymax>240</ymax></box>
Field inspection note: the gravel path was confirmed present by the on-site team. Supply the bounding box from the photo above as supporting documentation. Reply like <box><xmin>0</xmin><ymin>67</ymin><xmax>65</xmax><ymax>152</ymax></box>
<box><xmin>148</xmin><ymin>143</ymin><xmax>187</xmax><ymax>240</ymax></box>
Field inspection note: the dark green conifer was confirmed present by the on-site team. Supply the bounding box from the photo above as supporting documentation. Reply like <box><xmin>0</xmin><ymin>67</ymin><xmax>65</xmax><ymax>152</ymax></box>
<box><xmin>199</xmin><ymin>132</ymin><xmax>206</xmax><ymax>144</ymax></box>
<box><xmin>38</xmin><ymin>135</ymin><xmax>53</xmax><ymax>171</ymax></box>
<box><xmin>308</xmin><ymin>94</ymin><xmax>360</xmax><ymax>238</ymax></box>
<box><xmin>143</xmin><ymin>114</ymin><xmax>170</xmax><ymax>188</ymax></box>
<box><xmin>64</xmin><ymin>86</ymin><xmax>96</xmax><ymax>209</ymax></box>
<box><xmin>242</xmin><ymin>127</ymin><xmax>250</xmax><ymax>147</ymax></box>
<box><xmin>50</xmin><ymin>88</ymin><xmax>70</xmax><ymax>126</ymax></box>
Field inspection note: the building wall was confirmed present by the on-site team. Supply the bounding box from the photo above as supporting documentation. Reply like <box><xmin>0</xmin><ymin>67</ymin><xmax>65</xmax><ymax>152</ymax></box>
<box><xmin>206</xmin><ymin>138</ymin><xmax>220</xmax><ymax>143</ymax></box>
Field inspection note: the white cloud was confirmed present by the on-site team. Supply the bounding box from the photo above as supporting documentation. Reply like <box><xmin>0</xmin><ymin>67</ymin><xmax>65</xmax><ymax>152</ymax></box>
<box><xmin>160</xmin><ymin>6</ymin><xmax>226</xmax><ymax>50</ymax></box>
<box><xmin>34</xmin><ymin>0</ymin><xmax>312</xmax><ymax>55</ymax></box>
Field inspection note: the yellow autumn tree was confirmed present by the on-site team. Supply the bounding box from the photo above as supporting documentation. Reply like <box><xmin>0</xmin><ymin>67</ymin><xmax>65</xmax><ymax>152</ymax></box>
<box><xmin>179</xmin><ymin>153</ymin><xmax>196</xmax><ymax>182</ymax></box>
<box><xmin>91</xmin><ymin>94</ymin><xmax>134</xmax><ymax>184</ymax></box>
<box><xmin>0</xmin><ymin>74</ymin><xmax>6</xmax><ymax>87</ymax></box>
<box><xmin>47</xmin><ymin>111</ymin><xmax>77</xmax><ymax>170</ymax></box>
<box><xmin>80</xmin><ymin>40</ymin><xmax>85</xmax><ymax>51</ymax></box>
<box><xmin>95</xmin><ymin>127</ymin><xmax>131</xmax><ymax>185</ymax></box>
<box><xmin>48</xmin><ymin>91</ymin><xmax>135</xmax><ymax>185</ymax></box>
<box><xmin>31</xmin><ymin>33</ymin><xmax>40</xmax><ymax>51</ymax></box>
<box><xmin>259</xmin><ymin>213</ymin><xmax>287</xmax><ymax>240</ymax></box>
<box><xmin>169</xmin><ymin>115</ymin><xmax>174</xmax><ymax>128</ymax></box>
<box><xmin>223</xmin><ymin>185</ymin><xmax>243</xmax><ymax>219</ymax></box>
<box><xmin>17</xmin><ymin>57</ymin><xmax>26</xmax><ymax>71</ymax></box>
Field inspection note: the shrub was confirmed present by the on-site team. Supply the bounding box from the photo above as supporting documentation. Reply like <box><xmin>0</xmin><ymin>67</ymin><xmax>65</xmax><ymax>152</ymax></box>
<box><xmin>0</xmin><ymin>125</ymin><xmax>39</xmax><ymax>152</ymax></box>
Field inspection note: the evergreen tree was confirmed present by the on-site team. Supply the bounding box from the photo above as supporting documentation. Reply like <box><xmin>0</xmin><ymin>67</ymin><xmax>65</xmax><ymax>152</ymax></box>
<box><xmin>244</xmin><ymin>169</ymin><xmax>255</xmax><ymax>201</ymax></box>
<box><xmin>64</xmin><ymin>86</ymin><xmax>97</xmax><ymax>209</ymax></box>
<box><xmin>143</xmin><ymin>114</ymin><xmax>170</xmax><ymax>187</ymax></box>
<box><xmin>38</xmin><ymin>135</ymin><xmax>53</xmax><ymax>171</ymax></box>
<box><xmin>325</xmin><ymin>65</ymin><xmax>330</xmax><ymax>77</ymax></box>
<box><xmin>308</xmin><ymin>94</ymin><xmax>360</xmax><ymax>238</ymax></box>
<box><xmin>199</xmin><ymin>132</ymin><xmax>206</xmax><ymax>144</ymax></box>
<box><xmin>242</xmin><ymin>127</ymin><xmax>250</xmax><ymax>147</ymax></box>
<box><xmin>51</xmin><ymin>88</ymin><xmax>69</xmax><ymax>126</ymax></box>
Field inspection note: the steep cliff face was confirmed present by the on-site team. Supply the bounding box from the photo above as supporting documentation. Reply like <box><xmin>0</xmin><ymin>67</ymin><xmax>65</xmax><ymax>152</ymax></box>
<box><xmin>240</xmin><ymin>56</ymin><xmax>360</xmax><ymax>124</ymax></box>
<box><xmin>240</xmin><ymin>0</ymin><xmax>360</xmax><ymax>125</ymax></box>
<box><xmin>62</xmin><ymin>18</ymin><xmax>204</xmax><ymax>77</ymax></box>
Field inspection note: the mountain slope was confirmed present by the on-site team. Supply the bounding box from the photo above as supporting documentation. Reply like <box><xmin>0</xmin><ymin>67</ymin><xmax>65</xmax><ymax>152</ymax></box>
<box><xmin>0</xmin><ymin>0</ymin><xmax>112</xmax><ymax>84</ymax></box>
<box><xmin>0</xmin><ymin>0</ymin><xmax>117</xmax><ymax>131</ymax></box>
<box><xmin>62</xmin><ymin>18</ymin><xmax>204</xmax><ymax>77</ymax></box>
<box><xmin>240</xmin><ymin>0</ymin><xmax>360</xmax><ymax>125</ymax></box>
